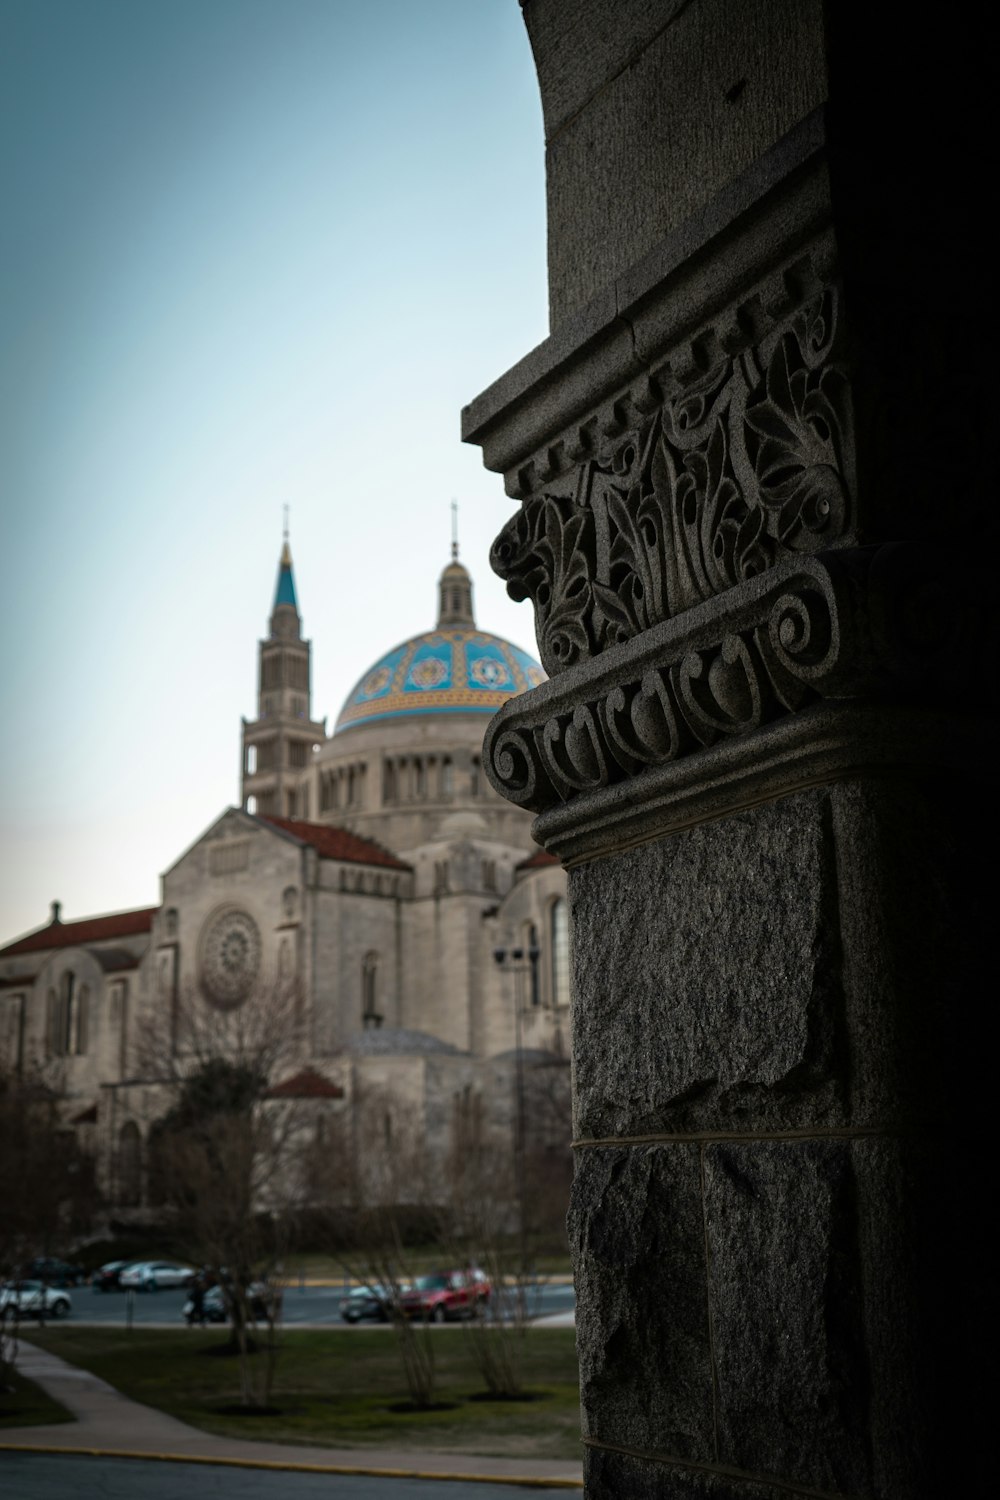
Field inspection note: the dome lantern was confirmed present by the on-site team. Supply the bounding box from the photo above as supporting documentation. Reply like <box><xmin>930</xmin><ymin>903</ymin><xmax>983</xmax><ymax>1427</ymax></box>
<box><xmin>437</xmin><ymin>556</ymin><xmax>475</xmax><ymax>628</ymax></box>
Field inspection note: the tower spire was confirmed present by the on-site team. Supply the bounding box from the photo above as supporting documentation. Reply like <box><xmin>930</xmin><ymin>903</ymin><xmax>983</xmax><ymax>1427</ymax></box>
<box><xmin>451</xmin><ymin>499</ymin><xmax>459</xmax><ymax>561</ymax></box>
<box><xmin>242</xmin><ymin>527</ymin><xmax>326</xmax><ymax>819</ymax></box>
<box><xmin>272</xmin><ymin>517</ymin><xmax>298</xmax><ymax>618</ymax></box>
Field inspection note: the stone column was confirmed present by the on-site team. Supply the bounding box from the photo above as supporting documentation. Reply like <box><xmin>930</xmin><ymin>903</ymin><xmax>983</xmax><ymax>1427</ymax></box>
<box><xmin>463</xmin><ymin>4</ymin><xmax>991</xmax><ymax>1496</ymax></box>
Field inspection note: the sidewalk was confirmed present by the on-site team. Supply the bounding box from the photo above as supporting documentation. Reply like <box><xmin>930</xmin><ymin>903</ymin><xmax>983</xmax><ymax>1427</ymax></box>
<box><xmin>1</xmin><ymin>1342</ymin><xmax>583</xmax><ymax>1490</ymax></box>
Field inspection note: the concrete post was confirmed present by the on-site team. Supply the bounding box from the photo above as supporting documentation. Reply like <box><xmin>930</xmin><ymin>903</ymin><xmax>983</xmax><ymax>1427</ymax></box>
<box><xmin>463</xmin><ymin>4</ymin><xmax>991</xmax><ymax>1495</ymax></box>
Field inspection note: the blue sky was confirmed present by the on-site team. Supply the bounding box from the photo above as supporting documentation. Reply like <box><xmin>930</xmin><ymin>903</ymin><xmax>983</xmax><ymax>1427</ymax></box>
<box><xmin>0</xmin><ymin>0</ymin><xmax>547</xmax><ymax>941</ymax></box>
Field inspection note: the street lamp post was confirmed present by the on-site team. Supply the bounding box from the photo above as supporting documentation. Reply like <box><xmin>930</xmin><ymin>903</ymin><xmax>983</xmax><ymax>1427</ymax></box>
<box><xmin>492</xmin><ymin>942</ymin><xmax>540</xmax><ymax>1271</ymax></box>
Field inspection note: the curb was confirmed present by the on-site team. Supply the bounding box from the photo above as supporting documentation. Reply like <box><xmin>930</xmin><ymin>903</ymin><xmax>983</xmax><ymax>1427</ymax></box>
<box><xmin>0</xmin><ymin>1442</ymin><xmax>583</xmax><ymax>1489</ymax></box>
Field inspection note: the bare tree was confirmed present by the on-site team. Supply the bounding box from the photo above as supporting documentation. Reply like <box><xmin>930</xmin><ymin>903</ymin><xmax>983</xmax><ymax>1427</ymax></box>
<box><xmin>306</xmin><ymin>1083</ymin><xmax>439</xmax><ymax>1410</ymax></box>
<box><xmin>154</xmin><ymin>1102</ymin><xmax>292</xmax><ymax>1407</ymax></box>
<box><xmin>136</xmin><ymin>981</ymin><xmax>308</xmax><ymax>1409</ymax></box>
<box><xmin>440</xmin><ymin>1058</ymin><xmax>572</xmax><ymax>1399</ymax></box>
<box><xmin>0</xmin><ymin>1063</ymin><xmax>98</xmax><ymax>1398</ymax></box>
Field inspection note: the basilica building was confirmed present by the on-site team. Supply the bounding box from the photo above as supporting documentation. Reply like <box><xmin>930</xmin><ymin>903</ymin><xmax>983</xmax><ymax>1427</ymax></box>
<box><xmin>0</xmin><ymin>542</ymin><xmax>569</xmax><ymax>1211</ymax></box>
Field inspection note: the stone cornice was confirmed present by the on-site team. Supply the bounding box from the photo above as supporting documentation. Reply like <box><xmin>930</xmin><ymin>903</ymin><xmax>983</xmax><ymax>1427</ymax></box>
<box><xmin>462</xmin><ymin>108</ymin><xmax>829</xmax><ymax>495</ymax></box>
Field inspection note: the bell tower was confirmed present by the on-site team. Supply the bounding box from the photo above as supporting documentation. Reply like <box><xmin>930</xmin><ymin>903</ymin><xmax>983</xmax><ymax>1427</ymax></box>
<box><xmin>241</xmin><ymin>523</ymin><xmax>326</xmax><ymax>818</ymax></box>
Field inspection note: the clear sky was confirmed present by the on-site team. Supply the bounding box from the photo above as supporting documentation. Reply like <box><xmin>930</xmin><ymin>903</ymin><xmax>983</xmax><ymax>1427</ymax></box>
<box><xmin>0</xmin><ymin>0</ymin><xmax>548</xmax><ymax>944</ymax></box>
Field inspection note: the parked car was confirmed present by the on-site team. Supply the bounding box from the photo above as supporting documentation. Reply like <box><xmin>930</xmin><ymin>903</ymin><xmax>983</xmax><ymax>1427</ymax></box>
<box><xmin>92</xmin><ymin>1260</ymin><xmax>136</xmax><ymax>1292</ymax></box>
<box><xmin>120</xmin><ymin>1261</ymin><xmax>195</xmax><ymax>1291</ymax></box>
<box><xmin>23</xmin><ymin>1257</ymin><xmax>85</xmax><ymax>1287</ymax></box>
<box><xmin>183</xmin><ymin>1280</ymin><xmax>278</xmax><ymax>1325</ymax></box>
<box><xmin>0</xmin><ymin>1281</ymin><xmax>72</xmax><ymax>1319</ymax></box>
<box><xmin>339</xmin><ymin>1282</ymin><xmax>405</xmax><ymax>1324</ymax></box>
<box><xmin>400</xmin><ymin>1269</ymin><xmax>491</xmax><ymax>1323</ymax></box>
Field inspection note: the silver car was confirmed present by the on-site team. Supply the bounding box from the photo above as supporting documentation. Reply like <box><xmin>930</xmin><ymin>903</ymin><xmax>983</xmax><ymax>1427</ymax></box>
<box><xmin>0</xmin><ymin>1280</ymin><xmax>72</xmax><ymax>1319</ymax></box>
<box><xmin>120</xmin><ymin>1260</ymin><xmax>195</xmax><ymax>1291</ymax></box>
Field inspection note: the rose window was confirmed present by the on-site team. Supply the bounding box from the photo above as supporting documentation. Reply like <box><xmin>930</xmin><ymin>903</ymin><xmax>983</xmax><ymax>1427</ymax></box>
<box><xmin>200</xmin><ymin>910</ymin><xmax>261</xmax><ymax>1008</ymax></box>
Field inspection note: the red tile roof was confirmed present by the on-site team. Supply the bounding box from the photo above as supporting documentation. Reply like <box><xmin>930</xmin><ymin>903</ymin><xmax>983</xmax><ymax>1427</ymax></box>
<box><xmin>260</xmin><ymin>816</ymin><xmax>410</xmax><ymax>871</ymax></box>
<box><xmin>516</xmin><ymin>848</ymin><xmax>560</xmax><ymax>872</ymax></box>
<box><xmin>265</xmin><ymin>1067</ymin><xmax>345</xmax><ymax>1100</ymax></box>
<box><xmin>0</xmin><ymin>907</ymin><xmax>158</xmax><ymax>958</ymax></box>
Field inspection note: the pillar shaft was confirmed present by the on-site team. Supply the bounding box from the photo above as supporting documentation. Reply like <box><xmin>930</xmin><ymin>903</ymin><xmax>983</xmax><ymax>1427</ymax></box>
<box><xmin>464</xmin><ymin>4</ymin><xmax>991</xmax><ymax>1494</ymax></box>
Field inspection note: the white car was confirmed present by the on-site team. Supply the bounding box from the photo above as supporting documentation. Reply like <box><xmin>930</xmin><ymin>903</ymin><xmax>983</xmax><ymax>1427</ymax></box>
<box><xmin>119</xmin><ymin>1260</ymin><xmax>195</xmax><ymax>1291</ymax></box>
<box><xmin>0</xmin><ymin>1280</ymin><xmax>72</xmax><ymax>1319</ymax></box>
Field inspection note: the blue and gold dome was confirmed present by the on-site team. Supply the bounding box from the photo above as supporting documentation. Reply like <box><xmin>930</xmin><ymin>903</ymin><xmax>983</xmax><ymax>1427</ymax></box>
<box><xmin>334</xmin><ymin>554</ymin><xmax>545</xmax><ymax>733</ymax></box>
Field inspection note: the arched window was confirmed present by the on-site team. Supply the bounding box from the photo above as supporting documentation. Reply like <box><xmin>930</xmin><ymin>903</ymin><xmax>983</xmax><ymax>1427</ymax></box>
<box><xmin>116</xmin><ymin>981</ymin><xmax>129</xmax><ymax>1079</ymax></box>
<box><xmin>246</xmin><ymin>794</ymin><xmax>258</xmax><ymax>814</ymax></box>
<box><xmin>383</xmin><ymin>760</ymin><xmax>396</xmax><ymax>803</ymax></box>
<box><xmin>526</xmin><ymin>923</ymin><xmax>540</xmax><ymax>1006</ymax></box>
<box><xmin>246</xmin><ymin>744</ymin><xmax>257</xmax><ymax>775</ymax></box>
<box><xmin>76</xmin><ymin>984</ymin><xmax>89</xmax><ymax>1054</ymax></box>
<box><xmin>470</xmin><ymin>756</ymin><xmax>481</xmax><ymax>796</ymax></box>
<box><xmin>440</xmin><ymin>757</ymin><xmax>453</xmax><ymax>796</ymax></box>
<box><xmin>46</xmin><ymin>988</ymin><xmax>58</xmax><ymax>1056</ymax></box>
<box><xmin>119</xmin><ymin>1121</ymin><xmax>142</xmax><ymax>1206</ymax></box>
<box><xmin>60</xmin><ymin>971</ymin><xmax>76</xmax><ymax>1056</ymax></box>
<box><xmin>362</xmin><ymin>952</ymin><xmax>379</xmax><ymax>1022</ymax></box>
<box><xmin>551</xmin><ymin>899</ymin><xmax>570</xmax><ymax>1008</ymax></box>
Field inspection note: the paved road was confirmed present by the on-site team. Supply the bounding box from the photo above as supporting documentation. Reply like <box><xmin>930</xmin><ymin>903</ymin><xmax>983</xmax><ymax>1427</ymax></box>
<box><xmin>0</xmin><ymin>1453</ymin><xmax>564</xmax><ymax>1498</ymax></box>
<box><xmin>62</xmin><ymin>1282</ymin><xmax>575</xmax><ymax>1329</ymax></box>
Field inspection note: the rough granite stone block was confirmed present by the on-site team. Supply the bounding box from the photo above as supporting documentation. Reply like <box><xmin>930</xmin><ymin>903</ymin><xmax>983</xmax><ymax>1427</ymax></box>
<box><xmin>570</xmin><ymin>790</ymin><xmax>846</xmax><ymax>1138</ymax></box>
<box><xmin>704</xmin><ymin>1140</ymin><xmax>871</xmax><ymax>1494</ymax></box>
<box><xmin>569</xmin><ymin>1145</ymin><xmax>713</xmax><ymax>1460</ymax></box>
<box><xmin>584</xmin><ymin>1447</ymin><xmax>799</xmax><ymax>1500</ymax></box>
<box><xmin>851</xmin><ymin>1134</ymin><xmax>992</xmax><ymax>1496</ymax></box>
<box><xmin>829</xmin><ymin>777</ymin><xmax>991</xmax><ymax>1132</ymax></box>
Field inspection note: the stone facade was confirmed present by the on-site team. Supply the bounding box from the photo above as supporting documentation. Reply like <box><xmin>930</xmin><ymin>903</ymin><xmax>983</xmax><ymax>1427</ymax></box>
<box><xmin>464</xmin><ymin>3</ymin><xmax>990</xmax><ymax>1495</ymax></box>
<box><xmin>0</xmin><ymin>547</ymin><xmax>570</xmax><ymax>1213</ymax></box>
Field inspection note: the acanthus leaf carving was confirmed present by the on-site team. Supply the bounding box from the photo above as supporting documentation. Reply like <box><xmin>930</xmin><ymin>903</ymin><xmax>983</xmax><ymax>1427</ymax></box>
<box><xmin>490</xmin><ymin>280</ymin><xmax>854</xmax><ymax>679</ymax></box>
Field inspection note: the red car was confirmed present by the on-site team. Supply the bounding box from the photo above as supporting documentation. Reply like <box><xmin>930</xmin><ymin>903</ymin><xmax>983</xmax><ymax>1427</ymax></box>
<box><xmin>400</xmin><ymin>1269</ymin><xmax>490</xmax><ymax>1323</ymax></box>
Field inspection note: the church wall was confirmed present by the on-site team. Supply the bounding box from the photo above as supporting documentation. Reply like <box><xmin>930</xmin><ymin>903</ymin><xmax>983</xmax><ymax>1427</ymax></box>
<box><xmin>28</xmin><ymin>948</ymin><xmax>112</xmax><ymax>1102</ymax></box>
<box><xmin>312</xmin><ymin>878</ymin><xmax>402</xmax><ymax>1051</ymax></box>
<box><xmin>0</xmin><ymin>943</ymin><xmax>149</xmax><ymax>1132</ymax></box>
<box><xmin>349</xmin><ymin>1052</ymin><xmax>481</xmax><ymax>1200</ymax></box>
<box><xmin>161</xmin><ymin>816</ymin><xmax>307</xmax><ymax>1015</ymax></box>
<box><xmin>475</xmin><ymin>868</ymin><xmax>572</xmax><ymax>1061</ymax></box>
<box><xmin>395</xmin><ymin>887</ymin><xmax>484</xmax><ymax>1054</ymax></box>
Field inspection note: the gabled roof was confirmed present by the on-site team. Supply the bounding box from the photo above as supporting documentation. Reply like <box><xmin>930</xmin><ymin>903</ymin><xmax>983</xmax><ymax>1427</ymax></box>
<box><xmin>516</xmin><ymin>848</ymin><xmax>560</xmax><ymax>872</ymax></box>
<box><xmin>0</xmin><ymin>907</ymin><xmax>158</xmax><ymax>958</ymax></box>
<box><xmin>259</xmin><ymin>816</ymin><xmax>410</xmax><ymax>871</ymax></box>
<box><xmin>71</xmin><ymin>1103</ymin><xmax>99</xmax><ymax>1125</ymax></box>
<box><xmin>265</xmin><ymin>1067</ymin><xmax>344</xmax><ymax>1100</ymax></box>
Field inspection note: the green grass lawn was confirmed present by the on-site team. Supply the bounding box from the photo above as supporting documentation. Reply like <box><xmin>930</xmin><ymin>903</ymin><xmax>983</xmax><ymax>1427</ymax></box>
<box><xmin>0</xmin><ymin>1367</ymin><xmax>74</xmax><ymax>1429</ymax></box>
<box><xmin>23</xmin><ymin>1326</ymin><xmax>582</xmax><ymax>1460</ymax></box>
